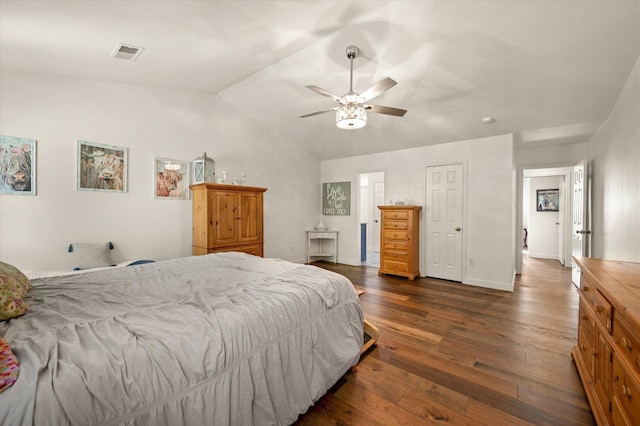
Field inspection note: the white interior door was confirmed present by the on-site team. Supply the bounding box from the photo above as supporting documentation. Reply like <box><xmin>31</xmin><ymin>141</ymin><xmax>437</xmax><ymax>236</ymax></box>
<box><xmin>425</xmin><ymin>164</ymin><xmax>463</xmax><ymax>281</ymax></box>
<box><xmin>571</xmin><ymin>160</ymin><xmax>589</xmax><ymax>286</ymax></box>
<box><xmin>373</xmin><ymin>181</ymin><xmax>384</xmax><ymax>252</ymax></box>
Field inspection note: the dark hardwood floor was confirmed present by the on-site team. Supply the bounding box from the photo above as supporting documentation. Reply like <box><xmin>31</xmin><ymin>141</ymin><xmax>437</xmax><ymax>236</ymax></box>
<box><xmin>295</xmin><ymin>256</ymin><xmax>595</xmax><ymax>425</ymax></box>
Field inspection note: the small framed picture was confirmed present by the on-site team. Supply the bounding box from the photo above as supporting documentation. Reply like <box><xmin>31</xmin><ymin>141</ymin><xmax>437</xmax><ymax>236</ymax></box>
<box><xmin>77</xmin><ymin>140</ymin><xmax>127</xmax><ymax>192</ymax></box>
<box><xmin>0</xmin><ymin>135</ymin><xmax>36</xmax><ymax>195</ymax></box>
<box><xmin>536</xmin><ymin>189</ymin><xmax>559</xmax><ymax>211</ymax></box>
<box><xmin>154</xmin><ymin>157</ymin><xmax>190</xmax><ymax>200</ymax></box>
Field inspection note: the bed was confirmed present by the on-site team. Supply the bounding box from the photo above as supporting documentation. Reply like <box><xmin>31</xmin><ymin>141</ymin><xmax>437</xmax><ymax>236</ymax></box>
<box><xmin>0</xmin><ymin>252</ymin><xmax>364</xmax><ymax>425</ymax></box>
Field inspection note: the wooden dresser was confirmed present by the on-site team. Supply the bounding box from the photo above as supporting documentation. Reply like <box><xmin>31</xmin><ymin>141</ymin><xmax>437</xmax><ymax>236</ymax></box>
<box><xmin>190</xmin><ymin>183</ymin><xmax>266</xmax><ymax>256</ymax></box>
<box><xmin>572</xmin><ymin>256</ymin><xmax>640</xmax><ymax>425</ymax></box>
<box><xmin>377</xmin><ymin>205</ymin><xmax>421</xmax><ymax>280</ymax></box>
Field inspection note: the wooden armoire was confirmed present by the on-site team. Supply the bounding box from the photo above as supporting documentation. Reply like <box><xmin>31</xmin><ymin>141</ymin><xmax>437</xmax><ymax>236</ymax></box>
<box><xmin>190</xmin><ymin>183</ymin><xmax>267</xmax><ymax>256</ymax></box>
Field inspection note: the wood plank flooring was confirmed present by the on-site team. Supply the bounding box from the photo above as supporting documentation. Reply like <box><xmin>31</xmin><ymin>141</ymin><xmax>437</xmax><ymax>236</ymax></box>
<box><xmin>294</xmin><ymin>256</ymin><xmax>595</xmax><ymax>425</ymax></box>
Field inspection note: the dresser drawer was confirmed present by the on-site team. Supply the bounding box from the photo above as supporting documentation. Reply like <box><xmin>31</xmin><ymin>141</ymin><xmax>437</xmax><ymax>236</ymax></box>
<box><xmin>578</xmin><ymin>325</ymin><xmax>594</xmax><ymax>377</ymax></box>
<box><xmin>578</xmin><ymin>297</ymin><xmax>595</xmax><ymax>346</ymax></box>
<box><xmin>383</xmin><ymin>210</ymin><xmax>409</xmax><ymax>220</ymax></box>
<box><xmin>579</xmin><ymin>275</ymin><xmax>595</xmax><ymax>307</ymax></box>
<box><xmin>382</xmin><ymin>259</ymin><xmax>409</xmax><ymax>273</ymax></box>
<box><xmin>614</xmin><ymin>314</ymin><xmax>640</xmax><ymax>371</ymax></box>
<box><xmin>383</xmin><ymin>250</ymin><xmax>408</xmax><ymax>263</ymax></box>
<box><xmin>212</xmin><ymin>244</ymin><xmax>263</xmax><ymax>257</ymax></box>
<box><xmin>383</xmin><ymin>240</ymin><xmax>408</xmax><ymax>250</ymax></box>
<box><xmin>613</xmin><ymin>353</ymin><xmax>640</xmax><ymax>425</ymax></box>
<box><xmin>384</xmin><ymin>220</ymin><xmax>408</xmax><ymax>230</ymax></box>
<box><xmin>384</xmin><ymin>229</ymin><xmax>409</xmax><ymax>240</ymax></box>
<box><xmin>594</xmin><ymin>290</ymin><xmax>613</xmax><ymax>333</ymax></box>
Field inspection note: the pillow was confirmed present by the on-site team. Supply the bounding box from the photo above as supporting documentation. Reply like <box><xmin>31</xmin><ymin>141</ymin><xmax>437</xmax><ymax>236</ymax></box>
<box><xmin>0</xmin><ymin>337</ymin><xmax>20</xmax><ymax>393</ymax></box>
<box><xmin>0</xmin><ymin>260</ymin><xmax>32</xmax><ymax>321</ymax></box>
<box><xmin>68</xmin><ymin>242</ymin><xmax>113</xmax><ymax>270</ymax></box>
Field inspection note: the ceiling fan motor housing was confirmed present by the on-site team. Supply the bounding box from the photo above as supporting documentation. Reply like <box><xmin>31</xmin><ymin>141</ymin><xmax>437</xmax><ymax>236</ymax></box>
<box><xmin>345</xmin><ymin>45</ymin><xmax>359</xmax><ymax>59</ymax></box>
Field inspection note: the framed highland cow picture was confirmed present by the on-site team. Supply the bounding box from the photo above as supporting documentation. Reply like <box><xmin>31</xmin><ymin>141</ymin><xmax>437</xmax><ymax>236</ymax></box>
<box><xmin>0</xmin><ymin>135</ymin><xmax>36</xmax><ymax>195</ymax></box>
<box><xmin>77</xmin><ymin>140</ymin><xmax>127</xmax><ymax>192</ymax></box>
<box><xmin>153</xmin><ymin>157</ymin><xmax>190</xmax><ymax>200</ymax></box>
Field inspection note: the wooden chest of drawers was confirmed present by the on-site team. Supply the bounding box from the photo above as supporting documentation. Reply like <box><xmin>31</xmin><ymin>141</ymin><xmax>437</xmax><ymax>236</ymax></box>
<box><xmin>377</xmin><ymin>206</ymin><xmax>421</xmax><ymax>280</ymax></box>
<box><xmin>572</xmin><ymin>257</ymin><xmax>640</xmax><ymax>425</ymax></box>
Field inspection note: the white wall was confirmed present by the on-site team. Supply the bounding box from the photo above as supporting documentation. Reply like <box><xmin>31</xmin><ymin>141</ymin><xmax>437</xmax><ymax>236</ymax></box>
<box><xmin>0</xmin><ymin>71</ymin><xmax>320</xmax><ymax>270</ymax></box>
<box><xmin>527</xmin><ymin>176</ymin><xmax>561</xmax><ymax>260</ymax></box>
<box><xmin>321</xmin><ymin>134</ymin><xmax>516</xmax><ymax>291</ymax></box>
<box><xmin>587</xmin><ymin>54</ymin><xmax>640</xmax><ymax>262</ymax></box>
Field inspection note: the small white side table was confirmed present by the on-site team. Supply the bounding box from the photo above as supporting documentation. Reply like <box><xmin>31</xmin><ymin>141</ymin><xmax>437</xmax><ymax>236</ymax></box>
<box><xmin>306</xmin><ymin>230</ymin><xmax>339</xmax><ymax>264</ymax></box>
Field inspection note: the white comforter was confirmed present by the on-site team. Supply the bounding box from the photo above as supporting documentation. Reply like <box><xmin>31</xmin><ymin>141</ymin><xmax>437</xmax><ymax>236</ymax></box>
<box><xmin>0</xmin><ymin>253</ymin><xmax>364</xmax><ymax>425</ymax></box>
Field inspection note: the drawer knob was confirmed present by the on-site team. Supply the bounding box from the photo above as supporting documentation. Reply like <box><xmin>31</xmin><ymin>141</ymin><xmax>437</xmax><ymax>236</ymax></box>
<box><xmin>594</xmin><ymin>305</ymin><xmax>601</xmax><ymax>313</ymax></box>
<box><xmin>622</xmin><ymin>337</ymin><xmax>633</xmax><ymax>350</ymax></box>
<box><xmin>581</xmin><ymin>344</ymin><xmax>586</xmax><ymax>351</ymax></box>
<box><xmin>582</xmin><ymin>314</ymin><xmax>589</xmax><ymax>320</ymax></box>
<box><xmin>621</xmin><ymin>384</ymin><xmax>632</xmax><ymax>398</ymax></box>
<box><xmin>583</xmin><ymin>286</ymin><xmax>590</xmax><ymax>292</ymax></box>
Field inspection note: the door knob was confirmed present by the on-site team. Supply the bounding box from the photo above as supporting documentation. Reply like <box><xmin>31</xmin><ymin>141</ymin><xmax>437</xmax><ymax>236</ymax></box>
<box><xmin>455</xmin><ymin>227</ymin><xmax>461</xmax><ymax>231</ymax></box>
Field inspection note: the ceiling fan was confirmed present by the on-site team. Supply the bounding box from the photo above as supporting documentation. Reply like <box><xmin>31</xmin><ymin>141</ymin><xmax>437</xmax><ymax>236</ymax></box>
<box><xmin>300</xmin><ymin>45</ymin><xmax>407</xmax><ymax>129</ymax></box>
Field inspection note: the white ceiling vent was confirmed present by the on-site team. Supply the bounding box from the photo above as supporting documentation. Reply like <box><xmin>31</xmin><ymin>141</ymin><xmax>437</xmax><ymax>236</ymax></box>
<box><xmin>110</xmin><ymin>43</ymin><xmax>144</xmax><ymax>61</ymax></box>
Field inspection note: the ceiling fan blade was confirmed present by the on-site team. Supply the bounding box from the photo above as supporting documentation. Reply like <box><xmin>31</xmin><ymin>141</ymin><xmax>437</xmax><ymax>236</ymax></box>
<box><xmin>359</xmin><ymin>77</ymin><xmax>397</xmax><ymax>102</ymax></box>
<box><xmin>300</xmin><ymin>107</ymin><xmax>339</xmax><ymax>118</ymax></box>
<box><xmin>364</xmin><ymin>105</ymin><xmax>407</xmax><ymax>117</ymax></box>
<box><xmin>305</xmin><ymin>85</ymin><xmax>344</xmax><ymax>103</ymax></box>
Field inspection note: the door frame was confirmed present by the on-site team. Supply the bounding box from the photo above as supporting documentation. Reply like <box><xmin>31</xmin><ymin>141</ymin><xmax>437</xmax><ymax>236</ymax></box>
<box><xmin>357</xmin><ymin>170</ymin><xmax>386</xmax><ymax>265</ymax></box>
<box><xmin>516</xmin><ymin>164</ymin><xmax>574</xmax><ymax>275</ymax></box>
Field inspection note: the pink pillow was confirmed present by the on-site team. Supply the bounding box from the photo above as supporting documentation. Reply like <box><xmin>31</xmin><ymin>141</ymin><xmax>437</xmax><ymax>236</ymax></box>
<box><xmin>0</xmin><ymin>337</ymin><xmax>19</xmax><ymax>392</ymax></box>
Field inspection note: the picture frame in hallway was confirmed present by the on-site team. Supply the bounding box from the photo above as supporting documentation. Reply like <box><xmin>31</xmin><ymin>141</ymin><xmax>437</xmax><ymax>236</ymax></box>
<box><xmin>0</xmin><ymin>135</ymin><xmax>36</xmax><ymax>195</ymax></box>
<box><xmin>536</xmin><ymin>188</ymin><xmax>559</xmax><ymax>211</ymax></box>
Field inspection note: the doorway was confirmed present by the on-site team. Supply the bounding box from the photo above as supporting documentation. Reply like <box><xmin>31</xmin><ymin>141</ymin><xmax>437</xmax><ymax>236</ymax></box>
<box><xmin>358</xmin><ymin>172</ymin><xmax>384</xmax><ymax>268</ymax></box>
<box><xmin>517</xmin><ymin>165</ymin><xmax>576</xmax><ymax>276</ymax></box>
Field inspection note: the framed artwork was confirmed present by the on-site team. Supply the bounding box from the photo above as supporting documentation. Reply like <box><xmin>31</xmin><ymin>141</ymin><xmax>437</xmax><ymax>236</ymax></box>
<box><xmin>154</xmin><ymin>157</ymin><xmax>190</xmax><ymax>200</ymax></box>
<box><xmin>0</xmin><ymin>135</ymin><xmax>36</xmax><ymax>195</ymax></box>
<box><xmin>536</xmin><ymin>189</ymin><xmax>559</xmax><ymax>211</ymax></box>
<box><xmin>77</xmin><ymin>140</ymin><xmax>127</xmax><ymax>192</ymax></box>
<box><xmin>323</xmin><ymin>181</ymin><xmax>351</xmax><ymax>215</ymax></box>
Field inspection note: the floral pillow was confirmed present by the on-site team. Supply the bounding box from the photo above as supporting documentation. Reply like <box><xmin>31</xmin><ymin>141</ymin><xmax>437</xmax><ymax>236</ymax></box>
<box><xmin>0</xmin><ymin>260</ymin><xmax>32</xmax><ymax>321</ymax></box>
<box><xmin>0</xmin><ymin>337</ymin><xmax>20</xmax><ymax>392</ymax></box>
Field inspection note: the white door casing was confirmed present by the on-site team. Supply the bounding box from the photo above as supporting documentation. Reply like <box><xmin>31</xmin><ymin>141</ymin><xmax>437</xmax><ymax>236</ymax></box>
<box><xmin>373</xmin><ymin>181</ymin><xmax>384</xmax><ymax>252</ymax></box>
<box><xmin>558</xmin><ymin>175</ymin><xmax>565</xmax><ymax>266</ymax></box>
<box><xmin>572</xmin><ymin>160</ymin><xmax>589</xmax><ymax>286</ymax></box>
<box><xmin>425</xmin><ymin>164</ymin><xmax>464</xmax><ymax>282</ymax></box>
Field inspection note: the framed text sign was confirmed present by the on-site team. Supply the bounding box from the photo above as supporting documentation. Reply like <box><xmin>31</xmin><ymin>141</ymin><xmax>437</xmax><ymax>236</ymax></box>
<box><xmin>323</xmin><ymin>181</ymin><xmax>351</xmax><ymax>215</ymax></box>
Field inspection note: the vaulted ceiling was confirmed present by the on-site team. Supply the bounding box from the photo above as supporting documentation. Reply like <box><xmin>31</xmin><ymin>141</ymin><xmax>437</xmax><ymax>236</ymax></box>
<box><xmin>2</xmin><ymin>1</ymin><xmax>640</xmax><ymax>160</ymax></box>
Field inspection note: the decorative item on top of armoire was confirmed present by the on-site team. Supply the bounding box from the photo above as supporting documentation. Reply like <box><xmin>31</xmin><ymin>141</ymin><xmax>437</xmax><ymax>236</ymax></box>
<box><xmin>190</xmin><ymin>183</ymin><xmax>266</xmax><ymax>257</ymax></box>
<box><xmin>571</xmin><ymin>256</ymin><xmax>640</xmax><ymax>426</ymax></box>
<box><xmin>378</xmin><ymin>205</ymin><xmax>421</xmax><ymax>280</ymax></box>
<box><xmin>192</xmin><ymin>152</ymin><xmax>215</xmax><ymax>184</ymax></box>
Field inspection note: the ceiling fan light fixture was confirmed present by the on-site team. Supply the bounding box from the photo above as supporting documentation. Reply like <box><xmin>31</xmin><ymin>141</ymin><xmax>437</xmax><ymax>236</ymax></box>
<box><xmin>336</xmin><ymin>103</ymin><xmax>367</xmax><ymax>129</ymax></box>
